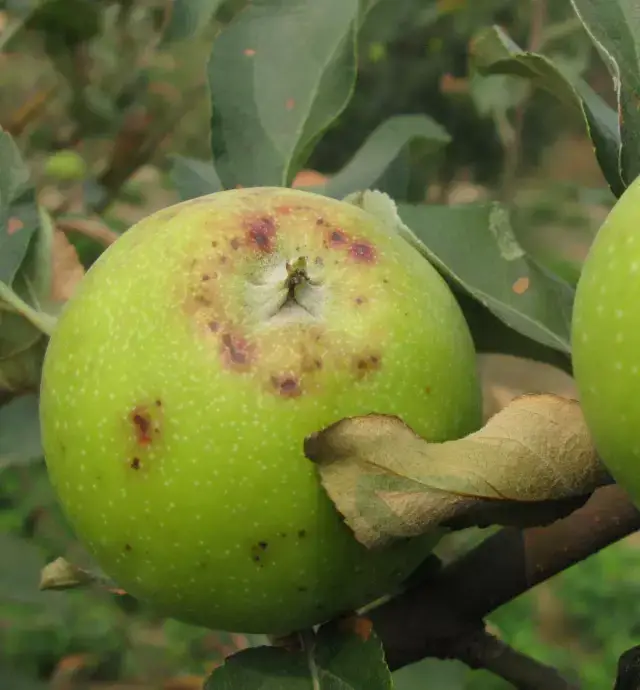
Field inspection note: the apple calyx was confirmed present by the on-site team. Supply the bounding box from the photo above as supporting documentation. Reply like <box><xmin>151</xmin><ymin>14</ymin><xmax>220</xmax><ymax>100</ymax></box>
<box><xmin>247</xmin><ymin>254</ymin><xmax>325</xmax><ymax>325</ymax></box>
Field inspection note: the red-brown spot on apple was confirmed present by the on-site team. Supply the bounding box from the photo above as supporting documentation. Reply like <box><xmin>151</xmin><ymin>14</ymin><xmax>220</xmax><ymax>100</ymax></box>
<box><xmin>221</xmin><ymin>333</ymin><xmax>254</xmax><ymax>372</ymax></box>
<box><xmin>130</xmin><ymin>457</ymin><xmax>141</xmax><ymax>470</ymax></box>
<box><xmin>246</xmin><ymin>216</ymin><xmax>277</xmax><ymax>253</ymax></box>
<box><xmin>230</xmin><ymin>237</ymin><xmax>241</xmax><ymax>250</ymax></box>
<box><xmin>272</xmin><ymin>375</ymin><xmax>302</xmax><ymax>398</ymax></box>
<box><xmin>354</xmin><ymin>354</ymin><xmax>382</xmax><ymax>379</ymax></box>
<box><xmin>354</xmin><ymin>296</ymin><xmax>366</xmax><ymax>306</ymax></box>
<box><xmin>350</xmin><ymin>241</ymin><xmax>376</xmax><ymax>263</ymax></box>
<box><xmin>131</xmin><ymin>408</ymin><xmax>153</xmax><ymax>445</ymax></box>
<box><xmin>327</xmin><ymin>228</ymin><xmax>349</xmax><ymax>248</ymax></box>
<box><xmin>208</xmin><ymin>321</ymin><xmax>220</xmax><ymax>333</ymax></box>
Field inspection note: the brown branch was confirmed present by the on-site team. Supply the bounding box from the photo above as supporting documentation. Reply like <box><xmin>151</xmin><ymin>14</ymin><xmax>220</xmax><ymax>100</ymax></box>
<box><xmin>93</xmin><ymin>84</ymin><xmax>205</xmax><ymax>214</ymax></box>
<box><xmin>455</xmin><ymin>630</ymin><xmax>578</xmax><ymax>690</ymax></box>
<box><xmin>615</xmin><ymin>645</ymin><xmax>640</xmax><ymax>690</ymax></box>
<box><xmin>371</xmin><ymin>485</ymin><xmax>640</xmax><ymax>679</ymax></box>
<box><xmin>56</xmin><ymin>217</ymin><xmax>119</xmax><ymax>247</ymax></box>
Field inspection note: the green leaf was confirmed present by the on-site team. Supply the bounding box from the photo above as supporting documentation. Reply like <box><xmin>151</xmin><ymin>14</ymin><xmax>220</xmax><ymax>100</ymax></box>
<box><xmin>455</xmin><ymin>292</ymin><xmax>573</xmax><ymax>374</ymax></box>
<box><xmin>0</xmin><ymin>129</ymin><xmax>39</xmax><ymax>285</ymax></box>
<box><xmin>16</xmin><ymin>205</ymin><xmax>57</xmax><ymax>313</ymax></box>
<box><xmin>398</xmin><ymin>201</ymin><xmax>575</xmax><ymax>353</ymax></box>
<box><xmin>0</xmin><ymin>143</ymin><xmax>57</xmax><ymax>397</ymax></box>
<box><xmin>393</xmin><ymin>659</ymin><xmax>469</xmax><ymax>690</ymax></box>
<box><xmin>0</xmin><ymin>205</ymin><xmax>58</xmax><ymax>346</ymax></box>
<box><xmin>162</xmin><ymin>0</ymin><xmax>224</xmax><ymax>44</ymax></box>
<box><xmin>205</xmin><ymin>620</ymin><xmax>393</xmax><ymax>689</ymax></box>
<box><xmin>471</xmin><ymin>25</ymin><xmax>624</xmax><ymax>197</ymax></box>
<box><xmin>207</xmin><ymin>0</ymin><xmax>358</xmax><ymax>189</ymax></box>
<box><xmin>344</xmin><ymin>190</ymin><xmax>574</xmax><ymax>355</ymax></box>
<box><xmin>323</xmin><ymin>115</ymin><xmax>450</xmax><ymax>200</ymax></box>
<box><xmin>0</xmin><ymin>317</ymin><xmax>46</xmax><ymax>401</ymax></box>
<box><xmin>0</xmin><ymin>669</ymin><xmax>48</xmax><ymax>690</ymax></box>
<box><xmin>0</xmin><ymin>533</ymin><xmax>62</xmax><ymax>607</ymax></box>
<box><xmin>0</xmin><ymin>393</ymin><xmax>42</xmax><ymax>468</ymax></box>
<box><xmin>170</xmin><ymin>155</ymin><xmax>223</xmax><ymax>201</ymax></box>
<box><xmin>570</xmin><ymin>0</ymin><xmax>640</xmax><ymax>190</ymax></box>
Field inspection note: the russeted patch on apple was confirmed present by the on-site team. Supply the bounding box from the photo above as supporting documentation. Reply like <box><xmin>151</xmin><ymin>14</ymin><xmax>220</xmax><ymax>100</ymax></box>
<box><xmin>39</xmin><ymin>186</ymin><xmax>482</xmax><ymax>635</ymax></box>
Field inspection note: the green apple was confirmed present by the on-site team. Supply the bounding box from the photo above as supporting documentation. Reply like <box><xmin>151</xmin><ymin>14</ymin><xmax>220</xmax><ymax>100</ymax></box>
<box><xmin>43</xmin><ymin>149</ymin><xmax>87</xmax><ymax>182</ymax></box>
<box><xmin>573</xmin><ymin>174</ymin><xmax>640</xmax><ymax>506</ymax></box>
<box><xmin>40</xmin><ymin>186</ymin><xmax>482</xmax><ymax>635</ymax></box>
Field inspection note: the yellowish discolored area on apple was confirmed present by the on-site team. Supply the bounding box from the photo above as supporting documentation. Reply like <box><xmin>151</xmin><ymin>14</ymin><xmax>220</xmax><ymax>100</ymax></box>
<box><xmin>573</xmin><ymin>175</ymin><xmax>640</xmax><ymax>507</ymax></box>
<box><xmin>40</xmin><ymin>187</ymin><xmax>482</xmax><ymax>635</ymax></box>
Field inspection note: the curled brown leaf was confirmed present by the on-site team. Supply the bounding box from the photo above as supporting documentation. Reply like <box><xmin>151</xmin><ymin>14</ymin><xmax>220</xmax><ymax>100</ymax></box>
<box><xmin>40</xmin><ymin>556</ymin><xmax>125</xmax><ymax>595</ymax></box>
<box><xmin>304</xmin><ymin>394</ymin><xmax>611</xmax><ymax>549</ymax></box>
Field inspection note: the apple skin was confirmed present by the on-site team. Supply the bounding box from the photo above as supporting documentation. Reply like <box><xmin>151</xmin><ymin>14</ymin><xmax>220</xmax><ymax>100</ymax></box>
<box><xmin>40</xmin><ymin>186</ymin><xmax>482</xmax><ymax>635</ymax></box>
<box><xmin>43</xmin><ymin>150</ymin><xmax>87</xmax><ymax>182</ymax></box>
<box><xmin>573</xmin><ymin>174</ymin><xmax>640</xmax><ymax>506</ymax></box>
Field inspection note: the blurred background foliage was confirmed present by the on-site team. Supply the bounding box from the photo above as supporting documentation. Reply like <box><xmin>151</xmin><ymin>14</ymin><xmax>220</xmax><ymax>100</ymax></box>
<box><xmin>0</xmin><ymin>0</ymin><xmax>636</xmax><ymax>689</ymax></box>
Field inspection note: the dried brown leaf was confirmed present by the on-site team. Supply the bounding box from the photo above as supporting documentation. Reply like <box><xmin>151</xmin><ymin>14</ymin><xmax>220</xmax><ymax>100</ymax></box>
<box><xmin>51</xmin><ymin>229</ymin><xmax>85</xmax><ymax>302</ymax></box>
<box><xmin>40</xmin><ymin>556</ymin><xmax>125</xmax><ymax>595</ymax></box>
<box><xmin>478</xmin><ymin>353</ymin><xmax>578</xmax><ymax>420</ymax></box>
<box><xmin>304</xmin><ymin>394</ymin><xmax>611</xmax><ymax>549</ymax></box>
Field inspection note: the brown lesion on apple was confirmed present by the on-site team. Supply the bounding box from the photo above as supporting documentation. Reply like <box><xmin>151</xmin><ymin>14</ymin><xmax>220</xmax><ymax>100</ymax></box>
<box><xmin>244</xmin><ymin>215</ymin><xmax>278</xmax><ymax>253</ymax></box>
<box><xmin>250</xmin><ymin>540</ymin><xmax>270</xmax><ymax>567</ymax></box>
<box><xmin>220</xmin><ymin>332</ymin><xmax>255</xmax><ymax>372</ymax></box>
<box><xmin>349</xmin><ymin>241</ymin><xmax>376</xmax><ymax>263</ymax></box>
<box><xmin>131</xmin><ymin>409</ymin><xmax>153</xmax><ymax>446</ymax></box>
<box><xmin>129</xmin><ymin>402</ymin><xmax>163</xmax><ymax>450</ymax></box>
<box><xmin>326</xmin><ymin>228</ymin><xmax>349</xmax><ymax>248</ymax></box>
<box><xmin>354</xmin><ymin>353</ymin><xmax>382</xmax><ymax>379</ymax></box>
<box><xmin>270</xmin><ymin>374</ymin><xmax>303</xmax><ymax>398</ymax></box>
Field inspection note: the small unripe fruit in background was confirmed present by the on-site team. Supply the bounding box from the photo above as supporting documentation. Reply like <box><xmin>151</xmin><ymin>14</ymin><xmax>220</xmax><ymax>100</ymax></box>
<box><xmin>43</xmin><ymin>150</ymin><xmax>87</xmax><ymax>182</ymax></box>
<box><xmin>40</xmin><ymin>187</ymin><xmax>482</xmax><ymax>635</ymax></box>
<box><xmin>573</xmin><ymin>174</ymin><xmax>640</xmax><ymax>507</ymax></box>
